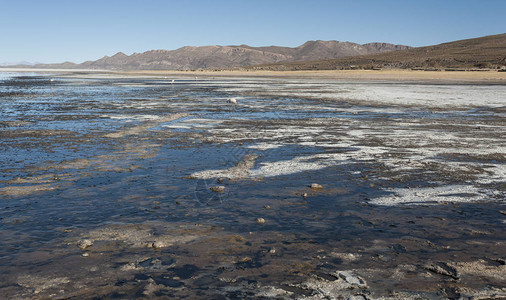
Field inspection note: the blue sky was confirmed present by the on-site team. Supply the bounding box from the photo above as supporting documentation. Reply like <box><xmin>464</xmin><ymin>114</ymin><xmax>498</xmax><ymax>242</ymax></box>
<box><xmin>1</xmin><ymin>0</ymin><xmax>505</xmax><ymax>63</ymax></box>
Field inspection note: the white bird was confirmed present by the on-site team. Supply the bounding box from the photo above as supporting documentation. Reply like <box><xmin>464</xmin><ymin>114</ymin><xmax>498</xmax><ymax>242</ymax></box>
<box><xmin>49</xmin><ymin>78</ymin><xmax>54</xmax><ymax>82</ymax></box>
<box><xmin>171</xmin><ymin>79</ymin><xmax>175</xmax><ymax>84</ymax></box>
<box><xmin>227</xmin><ymin>98</ymin><xmax>237</xmax><ymax>105</ymax></box>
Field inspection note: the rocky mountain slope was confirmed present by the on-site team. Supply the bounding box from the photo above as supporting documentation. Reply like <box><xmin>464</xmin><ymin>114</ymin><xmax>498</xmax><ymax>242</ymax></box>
<box><xmin>30</xmin><ymin>41</ymin><xmax>410</xmax><ymax>70</ymax></box>
<box><xmin>248</xmin><ymin>33</ymin><xmax>506</xmax><ymax>71</ymax></box>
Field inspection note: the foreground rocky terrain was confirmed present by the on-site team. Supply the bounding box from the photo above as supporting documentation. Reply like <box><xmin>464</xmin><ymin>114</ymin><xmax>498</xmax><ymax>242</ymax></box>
<box><xmin>0</xmin><ymin>72</ymin><xmax>505</xmax><ymax>299</ymax></box>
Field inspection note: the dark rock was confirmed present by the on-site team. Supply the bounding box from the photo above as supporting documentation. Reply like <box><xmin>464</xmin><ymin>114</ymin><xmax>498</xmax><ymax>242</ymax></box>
<box><xmin>153</xmin><ymin>276</ymin><xmax>184</xmax><ymax>287</ymax></box>
<box><xmin>424</xmin><ymin>262</ymin><xmax>459</xmax><ymax>280</ymax></box>
<box><xmin>391</xmin><ymin>244</ymin><xmax>407</xmax><ymax>253</ymax></box>
<box><xmin>168</xmin><ymin>264</ymin><xmax>200</xmax><ymax>279</ymax></box>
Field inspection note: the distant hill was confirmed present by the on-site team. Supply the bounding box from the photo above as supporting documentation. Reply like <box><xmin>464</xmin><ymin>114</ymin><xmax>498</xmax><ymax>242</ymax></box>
<box><xmin>247</xmin><ymin>33</ymin><xmax>506</xmax><ymax>71</ymax></box>
<box><xmin>0</xmin><ymin>61</ymin><xmax>40</xmax><ymax>67</ymax></box>
<box><xmin>24</xmin><ymin>41</ymin><xmax>410</xmax><ymax>70</ymax></box>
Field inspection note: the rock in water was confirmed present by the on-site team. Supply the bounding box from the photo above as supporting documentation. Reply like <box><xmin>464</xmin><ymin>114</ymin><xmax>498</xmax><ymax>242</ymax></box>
<box><xmin>337</xmin><ymin>271</ymin><xmax>367</xmax><ymax>287</ymax></box>
<box><xmin>424</xmin><ymin>262</ymin><xmax>459</xmax><ymax>280</ymax></box>
<box><xmin>256</xmin><ymin>218</ymin><xmax>266</xmax><ymax>225</ymax></box>
<box><xmin>151</xmin><ymin>241</ymin><xmax>166</xmax><ymax>249</ymax></box>
<box><xmin>77</xmin><ymin>239</ymin><xmax>93</xmax><ymax>250</ymax></box>
<box><xmin>210</xmin><ymin>186</ymin><xmax>225</xmax><ymax>193</ymax></box>
<box><xmin>310</xmin><ymin>183</ymin><xmax>323</xmax><ymax>190</ymax></box>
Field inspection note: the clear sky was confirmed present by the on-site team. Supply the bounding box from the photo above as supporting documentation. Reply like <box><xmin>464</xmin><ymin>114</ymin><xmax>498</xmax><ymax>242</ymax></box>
<box><xmin>1</xmin><ymin>0</ymin><xmax>505</xmax><ymax>64</ymax></box>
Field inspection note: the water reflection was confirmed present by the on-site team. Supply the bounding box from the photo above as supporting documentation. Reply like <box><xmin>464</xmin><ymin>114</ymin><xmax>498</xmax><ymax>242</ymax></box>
<box><xmin>0</xmin><ymin>72</ymin><xmax>505</xmax><ymax>299</ymax></box>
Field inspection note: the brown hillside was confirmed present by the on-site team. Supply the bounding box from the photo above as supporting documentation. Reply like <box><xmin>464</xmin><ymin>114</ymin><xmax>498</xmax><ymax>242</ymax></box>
<box><xmin>246</xmin><ymin>33</ymin><xmax>506</xmax><ymax>71</ymax></box>
<box><xmin>26</xmin><ymin>41</ymin><xmax>410</xmax><ymax>70</ymax></box>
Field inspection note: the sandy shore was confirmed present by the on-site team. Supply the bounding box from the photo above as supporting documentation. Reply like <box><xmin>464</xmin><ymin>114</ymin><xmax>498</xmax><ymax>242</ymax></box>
<box><xmin>127</xmin><ymin>69</ymin><xmax>506</xmax><ymax>83</ymax></box>
<box><xmin>2</xmin><ymin>67</ymin><xmax>506</xmax><ymax>83</ymax></box>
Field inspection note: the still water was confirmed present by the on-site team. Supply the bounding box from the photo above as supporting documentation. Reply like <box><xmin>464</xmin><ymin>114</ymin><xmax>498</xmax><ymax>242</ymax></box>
<box><xmin>0</xmin><ymin>72</ymin><xmax>505</xmax><ymax>299</ymax></box>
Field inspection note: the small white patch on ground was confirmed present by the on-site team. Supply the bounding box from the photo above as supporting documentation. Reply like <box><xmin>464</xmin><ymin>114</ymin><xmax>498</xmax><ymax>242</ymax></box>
<box><xmin>455</xmin><ymin>259</ymin><xmax>506</xmax><ymax>282</ymax></box>
<box><xmin>254</xmin><ymin>286</ymin><xmax>293</xmax><ymax>298</ymax></box>
<box><xmin>250</xmin><ymin>153</ymin><xmax>348</xmax><ymax>178</ymax></box>
<box><xmin>101</xmin><ymin>114</ymin><xmax>163</xmax><ymax>121</ymax></box>
<box><xmin>76</xmin><ymin>223</ymin><xmax>202</xmax><ymax>249</ymax></box>
<box><xmin>104</xmin><ymin>113</ymin><xmax>188</xmax><ymax>138</ymax></box>
<box><xmin>246</xmin><ymin>142</ymin><xmax>282</xmax><ymax>150</ymax></box>
<box><xmin>0</xmin><ymin>184</ymin><xmax>56</xmax><ymax>197</ymax></box>
<box><xmin>17</xmin><ymin>275</ymin><xmax>70</xmax><ymax>295</ymax></box>
<box><xmin>293</xmin><ymin>271</ymin><xmax>367</xmax><ymax>300</ymax></box>
<box><xmin>330</xmin><ymin>252</ymin><xmax>361</xmax><ymax>262</ymax></box>
<box><xmin>190</xmin><ymin>154</ymin><xmax>258</xmax><ymax>180</ymax></box>
<box><xmin>477</xmin><ymin>164</ymin><xmax>506</xmax><ymax>185</ymax></box>
<box><xmin>162</xmin><ymin>118</ymin><xmax>224</xmax><ymax>130</ymax></box>
<box><xmin>370</xmin><ymin>185</ymin><xmax>498</xmax><ymax>206</ymax></box>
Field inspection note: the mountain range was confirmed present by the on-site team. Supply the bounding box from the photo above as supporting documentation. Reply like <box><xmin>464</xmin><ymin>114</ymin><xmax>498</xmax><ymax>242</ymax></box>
<box><xmin>21</xmin><ymin>41</ymin><xmax>410</xmax><ymax>70</ymax></box>
<box><xmin>0</xmin><ymin>61</ymin><xmax>39</xmax><ymax>67</ymax></box>
<box><xmin>5</xmin><ymin>34</ymin><xmax>504</xmax><ymax>71</ymax></box>
<box><xmin>249</xmin><ymin>33</ymin><xmax>506</xmax><ymax>71</ymax></box>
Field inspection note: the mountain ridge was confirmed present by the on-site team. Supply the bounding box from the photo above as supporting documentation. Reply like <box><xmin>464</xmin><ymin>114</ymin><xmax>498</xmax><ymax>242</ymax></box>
<box><xmin>246</xmin><ymin>33</ymin><xmax>506</xmax><ymax>71</ymax></box>
<box><xmin>16</xmin><ymin>40</ymin><xmax>410</xmax><ymax>70</ymax></box>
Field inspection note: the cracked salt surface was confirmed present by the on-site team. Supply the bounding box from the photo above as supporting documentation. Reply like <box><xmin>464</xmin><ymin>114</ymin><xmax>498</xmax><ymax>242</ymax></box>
<box><xmin>245</xmin><ymin>142</ymin><xmax>283</xmax><ymax>150</ymax></box>
<box><xmin>187</xmin><ymin>79</ymin><xmax>505</xmax><ymax>208</ymax></box>
<box><xmin>161</xmin><ymin>118</ymin><xmax>224</xmax><ymax>129</ymax></box>
<box><xmin>101</xmin><ymin>114</ymin><xmax>164</xmax><ymax>121</ymax></box>
<box><xmin>250</xmin><ymin>153</ymin><xmax>348</xmax><ymax>178</ymax></box>
<box><xmin>190</xmin><ymin>147</ymin><xmax>387</xmax><ymax>180</ymax></box>
<box><xmin>370</xmin><ymin>185</ymin><xmax>500</xmax><ymax>206</ymax></box>
<box><xmin>221</xmin><ymin>81</ymin><xmax>506</xmax><ymax>108</ymax></box>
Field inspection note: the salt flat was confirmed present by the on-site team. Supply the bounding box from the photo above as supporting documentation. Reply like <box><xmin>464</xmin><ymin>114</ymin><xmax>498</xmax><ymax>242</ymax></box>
<box><xmin>0</xmin><ymin>71</ymin><xmax>505</xmax><ymax>299</ymax></box>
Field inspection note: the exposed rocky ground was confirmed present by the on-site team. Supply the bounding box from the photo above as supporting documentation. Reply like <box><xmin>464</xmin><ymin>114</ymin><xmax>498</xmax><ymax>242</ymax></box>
<box><xmin>0</xmin><ymin>73</ymin><xmax>505</xmax><ymax>299</ymax></box>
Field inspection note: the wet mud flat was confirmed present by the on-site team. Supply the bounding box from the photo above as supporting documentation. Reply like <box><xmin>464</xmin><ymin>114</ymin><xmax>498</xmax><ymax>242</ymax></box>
<box><xmin>0</xmin><ymin>72</ymin><xmax>505</xmax><ymax>299</ymax></box>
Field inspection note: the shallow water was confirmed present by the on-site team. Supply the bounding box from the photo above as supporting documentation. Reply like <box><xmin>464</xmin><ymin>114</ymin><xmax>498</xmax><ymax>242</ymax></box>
<box><xmin>0</xmin><ymin>72</ymin><xmax>505</xmax><ymax>299</ymax></box>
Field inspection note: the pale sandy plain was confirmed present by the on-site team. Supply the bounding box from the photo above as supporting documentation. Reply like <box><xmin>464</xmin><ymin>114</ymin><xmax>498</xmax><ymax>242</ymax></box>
<box><xmin>2</xmin><ymin>67</ymin><xmax>506</xmax><ymax>83</ymax></box>
<box><xmin>129</xmin><ymin>69</ymin><xmax>506</xmax><ymax>83</ymax></box>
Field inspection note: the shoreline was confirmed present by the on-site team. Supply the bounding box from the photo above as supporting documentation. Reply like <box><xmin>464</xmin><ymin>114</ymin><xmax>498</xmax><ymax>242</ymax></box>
<box><xmin>136</xmin><ymin>68</ymin><xmax>506</xmax><ymax>80</ymax></box>
<box><xmin>120</xmin><ymin>69</ymin><xmax>506</xmax><ymax>84</ymax></box>
<box><xmin>1</xmin><ymin>67</ymin><xmax>506</xmax><ymax>83</ymax></box>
